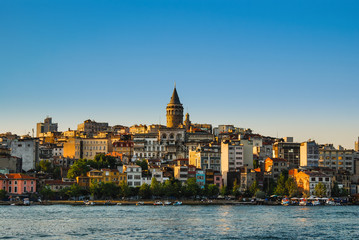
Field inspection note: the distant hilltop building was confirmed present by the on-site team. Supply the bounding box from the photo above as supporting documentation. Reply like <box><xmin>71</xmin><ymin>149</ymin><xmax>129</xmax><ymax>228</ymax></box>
<box><xmin>77</xmin><ymin>119</ymin><xmax>109</xmax><ymax>137</ymax></box>
<box><xmin>166</xmin><ymin>86</ymin><xmax>183</xmax><ymax>128</ymax></box>
<box><xmin>36</xmin><ymin>117</ymin><xmax>58</xmax><ymax>137</ymax></box>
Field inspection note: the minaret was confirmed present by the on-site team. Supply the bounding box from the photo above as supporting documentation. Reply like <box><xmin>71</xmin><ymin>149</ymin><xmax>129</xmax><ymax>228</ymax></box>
<box><xmin>166</xmin><ymin>86</ymin><xmax>184</xmax><ymax>128</ymax></box>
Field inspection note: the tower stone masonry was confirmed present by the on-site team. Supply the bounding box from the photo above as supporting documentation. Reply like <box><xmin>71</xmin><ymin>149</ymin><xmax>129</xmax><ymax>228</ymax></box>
<box><xmin>166</xmin><ymin>87</ymin><xmax>183</xmax><ymax>128</ymax></box>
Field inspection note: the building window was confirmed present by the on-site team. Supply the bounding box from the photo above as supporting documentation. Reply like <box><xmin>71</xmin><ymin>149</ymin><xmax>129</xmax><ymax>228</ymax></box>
<box><xmin>31</xmin><ymin>187</ymin><xmax>33</xmax><ymax>192</ymax></box>
<box><xmin>14</xmin><ymin>187</ymin><xmax>17</xmax><ymax>193</ymax></box>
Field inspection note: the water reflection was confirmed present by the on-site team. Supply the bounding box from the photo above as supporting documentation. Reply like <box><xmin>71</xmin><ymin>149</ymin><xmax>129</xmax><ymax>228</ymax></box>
<box><xmin>0</xmin><ymin>205</ymin><xmax>358</xmax><ymax>239</ymax></box>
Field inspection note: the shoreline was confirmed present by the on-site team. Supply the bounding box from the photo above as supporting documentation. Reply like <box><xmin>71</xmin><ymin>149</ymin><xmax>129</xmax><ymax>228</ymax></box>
<box><xmin>1</xmin><ymin>200</ymin><xmax>355</xmax><ymax>206</ymax></box>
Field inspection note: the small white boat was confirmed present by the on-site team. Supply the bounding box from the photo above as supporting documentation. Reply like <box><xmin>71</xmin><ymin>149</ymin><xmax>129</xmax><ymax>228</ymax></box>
<box><xmin>116</xmin><ymin>202</ymin><xmax>122</xmax><ymax>205</ymax></box>
<box><xmin>136</xmin><ymin>201</ymin><xmax>144</xmax><ymax>206</ymax></box>
<box><xmin>164</xmin><ymin>201</ymin><xmax>172</xmax><ymax>205</ymax></box>
<box><xmin>153</xmin><ymin>201</ymin><xmax>163</xmax><ymax>205</ymax></box>
<box><xmin>312</xmin><ymin>200</ymin><xmax>320</xmax><ymax>206</ymax></box>
<box><xmin>84</xmin><ymin>200</ymin><xmax>95</xmax><ymax>206</ymax></box>
<box><xmin>173</xmin><ymin>201</ymin><xmax>182</xmax><ymax>206</ymax></box>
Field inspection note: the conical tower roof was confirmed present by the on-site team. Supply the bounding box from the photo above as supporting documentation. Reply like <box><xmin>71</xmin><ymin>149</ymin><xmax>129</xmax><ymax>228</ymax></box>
<box><xmin>169</xmin><ymin>87</ymin><xmax>181</xmax><ymax>104</ymax></box>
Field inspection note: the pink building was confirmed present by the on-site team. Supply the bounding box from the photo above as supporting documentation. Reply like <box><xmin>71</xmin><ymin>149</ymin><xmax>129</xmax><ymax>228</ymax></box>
<box><xmin>0</xmin><ymin>173</ymin><xmax>37</xmax><ymax>195</ymax></box>
<box><xmin>214</xmin><ymin>171</ymin><xmax>223</xmax><ymax>188</ymax></box>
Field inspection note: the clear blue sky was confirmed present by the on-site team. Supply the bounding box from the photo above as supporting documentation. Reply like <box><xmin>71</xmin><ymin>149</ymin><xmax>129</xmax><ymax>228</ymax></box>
<box><xmin>1</xmin><ymin>0</ymin><xmax>358</xmax><ymax>148</ymax></box>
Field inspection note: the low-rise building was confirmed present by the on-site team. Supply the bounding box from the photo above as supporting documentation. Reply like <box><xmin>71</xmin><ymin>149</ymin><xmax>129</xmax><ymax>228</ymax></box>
<box><xmin>0</xmin><ymin>173</ymin><xmax>37</xmax><ymax>195</ymax></box>
<box><xmin>294</xmin><ymin>170</ymin><xmax>331</xmax><ymax>197</ymax></box>
<box><xmin>44</xmin><ymin>179</ymin><xmax>74</xmax><ymax>191</ymax></box>
<box><xmin>123</xmin><ymin>165</ymin><xmax>142</xmax><ymax>187</ymax></box>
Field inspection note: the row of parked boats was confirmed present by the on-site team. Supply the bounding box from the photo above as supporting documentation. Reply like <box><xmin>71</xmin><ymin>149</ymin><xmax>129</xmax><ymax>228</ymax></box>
<box><xmin>281</xmin><ymin>197</ymin><xmax>344</xmax><ymax>206</ymax></box>
<box><xmin>83</xmin><ymin>200</ymin><xmax>183</xmax><ymax>206</ymax></box>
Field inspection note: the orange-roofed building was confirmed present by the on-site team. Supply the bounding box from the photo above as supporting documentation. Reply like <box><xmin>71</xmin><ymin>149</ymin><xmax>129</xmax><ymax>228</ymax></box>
<box><xmin>294</xmin><ymin>170</ymin><xmax>331</xmax><ymax>197</ymax></box>
<box><xmin>0</xmin><ymin>173</ymin><xmax>36</xmax><ymax>195</ymax></box>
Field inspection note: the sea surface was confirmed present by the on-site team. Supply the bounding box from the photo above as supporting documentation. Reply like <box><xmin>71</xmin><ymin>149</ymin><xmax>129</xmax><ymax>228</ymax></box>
<box><xmin>0</xmin><ymin>204</ymin><xmax>358</xmax><ymax>239</ymax></box>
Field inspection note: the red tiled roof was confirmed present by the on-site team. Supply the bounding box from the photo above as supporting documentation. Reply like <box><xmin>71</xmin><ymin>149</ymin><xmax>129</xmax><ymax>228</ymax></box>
<box><xmin>6</xmin><ymin>173</ymin><xmax>36</xmax><ymax>180</ymax></box>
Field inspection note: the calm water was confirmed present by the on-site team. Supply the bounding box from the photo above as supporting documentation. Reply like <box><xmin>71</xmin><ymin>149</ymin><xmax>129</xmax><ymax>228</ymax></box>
<box><xmin>0</xmin><ymin>205</ymin><xmax>358</xmax><ymax>239</ymax></box>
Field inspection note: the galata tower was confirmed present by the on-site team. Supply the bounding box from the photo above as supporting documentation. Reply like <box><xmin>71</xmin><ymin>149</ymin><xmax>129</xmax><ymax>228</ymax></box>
<box><xmin>166</xmin><ymin>86</ymin><xmax>183</xmax><ymax>128</ymax></box>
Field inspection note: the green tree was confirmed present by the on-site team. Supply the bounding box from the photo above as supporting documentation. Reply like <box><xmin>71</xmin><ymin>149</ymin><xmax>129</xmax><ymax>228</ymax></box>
<box><xmin>40</xmin><ymin>185</ymin><xmax>54</xmax><ymax>200</ymax></box>
<box><xmin>119</xmin><ymin>181</ymin><xmax>131</xmax><ymax>198</ymax></box>
<box><xmin>150</xmin><ymin>177</ymin><xmax>162</xmax><ymax>197</ymax></box>
<box><xmin>206</xmin><ymin>184</ymin><xmax>219</xmax><ymax>198</ymax></box>
<box><xmin>263</xmin><ymin>177</ymin><xmax>276</xmax><ymax>195</ymax></box>
<box><xmin>89</xmin><ymin>181</ymin><xmax>102</xmax><ymax>199</ymax></box>
<box><xmin>67</xmin><ymin>159</ymin><xmax>91</xmax><ymax>179</ymax></box>
<box><xmin>314</xmin><ymin>182</ymin><xmax>327</xmax><ymax>197</ymax></box>
<box><xmin>274</xmin><ymin>174</ymin><xmax>288</xmax><ymax>196</ymax></box>
<box><xmin>331</xmin><ymin>181</ymin><xmax>341</xmax><ymax>197</ymax></box>
<box><xmin>58</xmin><ymin>186</ymin><xmax>71</xmax><ymax>200</ymax></box>
<box><xmin>255</xmin><ymin>190</ymin><xmax>266</xmax><ymax>199</ymax></box>
<box><xmin>135</xmin><ymin>159</ymin><xmax>148</xmax><ymax>171</ymax></box>
<box><xmin>249</xmin><ymin>180</ymin><xmax>259</xmax><ymax>197</ymax></box>
<box><xmin>285</xmin><ymin>177</ymin><xmax>299</xmax><ymax>197</ymax></box>
<box><xmin>219</xmin><ymin>185</ymin><xmax>228</xmax><ymax>196</ymax></box>
<box><xmin>53</xmin><ymin>167</ymin><xmax>62</xmax><ymax>179</ymax></box>
<box><xmin>139</xmin><ymin>183</ymin><xmax>151</xmax><ymax>199</ymax></box>
<box><xmin>232</xmin><ymin>179</ymin><xmax>241</xmax><ymax>197</ymax></box>
<box><xmin>184</xmin><ymin>178</ymin><xmax>200</xmax><ymax>198</ymax></box>
<box><xmin>0</xmin><ymin>189</ymin><xmax>7</xmax><ymax>200</ymax></box>
<box><xmin>38</xmin><ymin>160</ymin><xmax>53</xmax><ymax>173</ymax></box>
<box><xmin>102</xmin><ymin>182</ymin><xmax>120</xmax><ymax>199</ymax></box>
<box><xmin>163</xmin><ymin>180</ymin><xmax>175</xmax><ymax>198</ymax></box>
<box><xmin>66</xmin><ymin>184</ymin><xmax>84</xmax><ymax>200</ymax></box>
<box><xmin>94</xmin><ymin>154</ymin><xmax>117</xmax><ymax>169</ymax></box>
<box><xmin>340</xmin><ymin>188</ymin><xmax>349</xmax><ymax>197</ymax></box>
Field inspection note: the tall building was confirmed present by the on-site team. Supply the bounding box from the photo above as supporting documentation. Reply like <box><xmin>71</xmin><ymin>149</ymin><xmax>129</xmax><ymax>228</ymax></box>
<box><xmin>318</xmin><ymin>144</ymin><xmax>355</xmax><ymax>174</ymax></box>
<box><xmin>355</xmin><ymin>137</ymin><xmax>359</xmax><ymax>151</ymax></box>
<box><xmin>221</xmin><ymin>139</ymin><xmax>253</xmax><ymax>186</ymax></box>
<box><xmin>189</xmin><ymin>144</ymin><xmax>221</xmax><ymax>171</ymax></box>
<box><xmin>300</xmin><ymin>140</ymin><xmax>319</xmax><ymax>167</ymax></box>
<box><xmin>36</xmin><ymin>117</ymin><xmax>58</xmax><ymax>137</ymax></box>
<box><xmin>166</xmin><ymin>87</ymin><xmax>183</xmax><ymax>128</ymax></box>
<box><xmin>10</xmin><ymin>138</ymin><xmax>39</xmax><ymax>172</ymax></box>
<box><xmin>273</xmin><ymin>137</ymin><xmax>300</xmax><ymax>168</ymax></box>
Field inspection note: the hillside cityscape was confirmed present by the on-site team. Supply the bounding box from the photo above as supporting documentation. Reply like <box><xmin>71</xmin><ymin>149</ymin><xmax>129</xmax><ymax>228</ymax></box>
<box><xmin>1</xmin><ymin>87</ymin><xmax>359</xmax><ymax>204</ymax></box>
